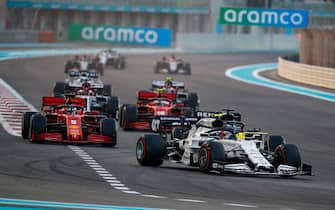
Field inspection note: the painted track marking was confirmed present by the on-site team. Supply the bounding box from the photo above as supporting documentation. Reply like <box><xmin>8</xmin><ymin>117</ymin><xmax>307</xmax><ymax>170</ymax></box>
<box><xmin>224</xmin><ymin>203</ymin><xmax>257</xmax><ymax>208</ymax></box>
<box><xmin>69</xmin><ymin>146</ymin><xmax>142</xmax><ymax>195</ymax></box>
<box><xmin>174</xmin><ymin>198</ymin><xmax>207</xmax><ymax>203</ymax></box>
<box><xmin>0</xmin><ymin>79</ymin><xmax>37</xmax><ymax>137</ymax></box>
<box><xmin>226</xmin><ymin>63</ymin><xmax>335</xmax><ymax>103</ymax></box>
<box><xmin>68</xmin><ymin>145</ymin><xmax>207</xmax><ymax>203</ymax></box>
<box><xmin>0</xmin><ymin>197</ymin><xmax>164</xmax><ymax>210</ymax></box>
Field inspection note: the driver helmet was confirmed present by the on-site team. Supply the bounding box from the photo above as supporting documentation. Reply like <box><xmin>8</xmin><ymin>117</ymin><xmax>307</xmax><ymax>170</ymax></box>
<box><xmin>88</xmin><ymin>89</ymin><xmax>96</xmax><ymax>96</ymax></box>
<box><xmin>65</xmin><ymin>97</ymin><xmax>73</xmax><ymax>105</ymax></box>
<box><xmin>164</xmin><ymin>76</ymin><xmax>173</xmax><ymax>88</ymax></box>
<box><xmin>82</xmin><ymin>82</ymin><xmax>91</xmax><ymax>89</ymax></box>
<box><xmin>77</xmin><ymin>89</ymin><xmax>85</xmax><ymax>95</ymax></box>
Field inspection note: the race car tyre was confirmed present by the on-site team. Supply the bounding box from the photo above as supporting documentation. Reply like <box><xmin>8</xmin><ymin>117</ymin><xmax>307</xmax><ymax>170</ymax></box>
<box><xmin>184</xmin><ymin>63</ymin><xmax>191</xmax><ymax>75</ymax></box>
<box><xmin>101</xmin><ymin>118</ymin><xmax>117</xmax><ymax>147</ymax></box>
<box><xmin>22</xmin><ymin>112</ymin><xmax>37</xmax><ymax>139</ymax></box>
<box><xmin>136</xmin><ymin>134</ymin><xmax>165</xmax><ymax>166</ymax></box>
<box><xmin>105</xmin><ymin>96</ymin><xmax>119</xmax><ymax>119</ymax></box>
<box><xmin>199</xmin><ymin>141</ymin><xmax>225</xmax><ymax>174</ymax></box>
<box><xmin>171</xmin><ymin>127</ymin><xmax>187</xmax><ymax>140</ymax></box>
<box><xmin>268</xmin><ymin>135</ymin><xmax>285</xmax><ymax>152</ymax></box>
<box><xmin>118</xmin><ymin>104</ymin><xmax>125</xmax><ymax>127</ymax></box>
<box><xmin>53</xmin><ymin>82</ymin><xmax>66</xmax><ymax>97</ymax></box>
<box><xmin>96</xmin><ymin>63</ymin><xmax>104</xmax><ymax>76</ymax></box>
<box><xmin>121</xmin><ymin>104</ymin><xmax>137</xmax><ymax>130</ymax></box>
<box><xmin>64</xmin><ymin>61</ymin><xmax>72</xmax><ymax>73</ymax></box>
<box><xmin>114</xmin><ymin>60</ymin><xmax>122</xmax><ymax>69</ymax></box>
<box><xmin>185</xmin><ymin>92</ymin><xmax>199</xmax><ymax>111</ymax></box>
<box><xmin>102</xmin><ymin>85</ymin><xmax>112</xmax><ymax>96</ymax></box>
<box><xmin>154</xmin><ymin>62</ymin><xmax>162</xmax><ymax>73</ymax></box>
<box><xmin>274</xmin><ymin>144</ymin><xmax>301</xmax><ymax>169</ymax></box>
<box><xmin>30</xmin><ymin>114</ymin><xmax>47</xmax><ymax>143</ymax></box>
<box><xmin>120</xmin><ymin>58</ymin><xmax>126</xmax><ymax>69</ymax></box>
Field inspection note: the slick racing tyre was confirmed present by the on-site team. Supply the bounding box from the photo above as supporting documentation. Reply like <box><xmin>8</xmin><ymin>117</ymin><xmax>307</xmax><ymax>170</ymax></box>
<box><xmin>199</xmin><ymin>141</ymin><xmax>225</xmax><ymax>174</ymax></box>
<box><xmin>30</xmin><ymin>114</ymin><xmax>47</xmax><ymax>143</ymax></box>
<box><xmin>185</xmin><ymin>92</ymin><xmax>199</xmax><ymax>111</ymax></box>
<box><xmin>101</xmin><ymin>118</ymin><xmax>117</xmax><ymax>147</ymax></box>
<box><xmin>22</xmin><ymin>112</ymin><xmax>37</xmax><ymax>139</ymax></box>
<box><xmin>105</xmin><ymin>96</ymin><xmax>119</xmax><ymax>119</ymax></box>
<box><xmin>274</xmin><ymin>144</ymin><xmax>301</xmax><ymax>169</ymax></box>
<box><xmin>102</xmin><ymin>85</ymin><xmax>112</xmax><ymax>96</ymax></box>
<box><xmin>136</xmin><ymin>134</ymin><xmax>165</xmax><ymax>166</ymax></box>
<box><xmin>53</xmin><ymin>82</ymin><xmax>66</xmax><ymax>97</ymax></box>
<box><xmin>184</xmin><ymin>63</ymin><xmax>191</xmax><ymax>75</ymax></box>
<box><xmin>121</xmin><ymin>104</ymin><xmax>137</xmax><ymax>130</ymax></box>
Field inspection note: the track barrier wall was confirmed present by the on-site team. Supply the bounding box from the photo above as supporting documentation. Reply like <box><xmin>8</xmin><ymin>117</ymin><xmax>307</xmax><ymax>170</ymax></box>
<box><xmin>278</xmin><ymin>57</ymin><xmax>335</xmax><ymax>90</ymax></box>
<box><xmin>299</xmin><ymin>29</ymin><xmax>335</xmax><ymax>68</ymax></box>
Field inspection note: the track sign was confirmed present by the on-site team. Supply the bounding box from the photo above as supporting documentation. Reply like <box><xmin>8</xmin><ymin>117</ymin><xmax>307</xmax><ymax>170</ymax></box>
<box><xmin>220</xmin><ymin>7</ymin><xmax>308</xmax><ymax>28</ymax></box>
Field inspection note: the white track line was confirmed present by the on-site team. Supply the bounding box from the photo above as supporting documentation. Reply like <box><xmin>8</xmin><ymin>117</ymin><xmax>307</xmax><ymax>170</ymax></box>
<box><xmin>141</xmin><ymin>195</ymin><xmax>167</xmax><ymax>199</ymax></box>
<box><xmin>175</xmin><ymin>198</ymin><xmax>207</xmax><ymax>203</ymax></box>
<box><xmin>68</xmin><ymin>146</ymin><xmax>142</xmax><ymax>196</ymax></box>
<box><xmin>224</xmin><ymin>203</ymin><xmax>257</xmax><ymax>208</ymax></box>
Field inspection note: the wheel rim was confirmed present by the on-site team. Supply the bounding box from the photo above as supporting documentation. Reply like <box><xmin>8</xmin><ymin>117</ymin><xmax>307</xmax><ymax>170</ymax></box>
<box><xmin>199</xmin><ymin>148</ymin><xmax>208</xmax><ymax>168</ymax></box>
<box><xmin>136</xmin><ymin>141</ymin><xmax>145</xmax><ymax>160</ymax></box>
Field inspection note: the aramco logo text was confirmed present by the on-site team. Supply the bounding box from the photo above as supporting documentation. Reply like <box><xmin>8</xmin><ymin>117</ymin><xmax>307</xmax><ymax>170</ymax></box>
<box><xmin>68</xmin><ymin>24</ymin><xmax>172</xmax><ymax>47</ymax></box>
<box><xmin>220</xmin><ymin>7</ymin><xmax>308</xmax><ymax>28</ymax></box>
<box><xmin>82</xmin><ymin>27</ymin><xmax>158</xmax><ymax>44</ymax></box>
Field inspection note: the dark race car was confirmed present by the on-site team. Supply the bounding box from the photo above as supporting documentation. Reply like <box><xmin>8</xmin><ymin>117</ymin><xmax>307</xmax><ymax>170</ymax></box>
<box><xmin>154</xmin><ymin>55</ymin><xmax>191</xmax><ymax>75</ymax></box>
<box><xmin>119</xmin><ymin>91</ymin><xmax>195</xmax><ymax>131</ymax></box>
<box><xmin>53</xmin><ymin>70</ymin><xmax>110</xmax><ymax>97</ymax></box>
<box><xmin>150</xmin><ymin>79</ymin><xmax>199</xmax><ymax>111</ymax></box>
<box><xmin>21</xmin><ymin>96</ymin><xmax>117</xmax><ymax>146</ymax></box>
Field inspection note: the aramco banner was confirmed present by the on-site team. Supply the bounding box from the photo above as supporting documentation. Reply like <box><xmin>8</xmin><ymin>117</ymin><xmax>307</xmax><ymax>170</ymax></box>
<box><xmin>220</xmin><ymin>7</ymin><xmax>308</xmax><ymax>28</ymax></box>
<box><xmin>68</xmin><ymin>24</ymin><xmax>172</xmax><ymax>47</ymax></box>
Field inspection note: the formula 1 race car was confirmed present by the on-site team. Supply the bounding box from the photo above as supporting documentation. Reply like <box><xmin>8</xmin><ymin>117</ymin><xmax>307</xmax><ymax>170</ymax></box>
<box><xmin>97</xmin><ymin>49</ymin><xmax>126</xmax><ymax>70</ymax></box>
<box><xmin>54</xmin><ymin>79</ymin><xmax>118</xmax><ymax>119</ymax></box>
<box><xmin>119</xmin><ymin>91</ymin><xmax>195</xmax><ymax>131</ymax></box>
<box><xmin>53</xmin><ymin>70</ymin><xmax>112</xmax><ymax>97</ymax></box>
<box><xmin>150</xmin><ymin>79</ymin><xmax>199</xmax><ymax>111</ymax></box>
<box><xmin>64</xmin><ymin>55</ymin><xmax>104</xmax><ymax>75</ymax></box>
<box><xmin>136</xmin><ymin>113</ymin><xmax>312</xmax><ymax>177</ymax></box>
<box><xmin>154</xmin><ymin>55</ymin><xmax>191</xmax><ymax>75</ymax></box>
<box><xmin>21</xmin><ymin>96</ymin><xmax>117</xmax><ymax>146</ymax></box>
<box><xmin>75</xmin><ymin>91</ymin><xmax>119</xmax><ymax>120</ymax></box>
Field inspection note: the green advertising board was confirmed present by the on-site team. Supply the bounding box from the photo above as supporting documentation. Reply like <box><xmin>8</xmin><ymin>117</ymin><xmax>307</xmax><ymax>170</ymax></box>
<box><xmin>68</xmin><ymin>24</ymin><xmax>172</xmax><ymax>47</ymax></box>
<box><xmin>220</xmin><ymin>7</ymin><xmax>308</xmax><ymax>28</ymax></box>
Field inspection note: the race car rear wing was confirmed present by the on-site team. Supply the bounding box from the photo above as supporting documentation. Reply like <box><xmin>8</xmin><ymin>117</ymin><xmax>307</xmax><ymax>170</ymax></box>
<box><xmin>137</xmin><ymin>90</ymin><xmax>176</xmax><ymax>102</ymax></box>
<box><xmin>152</xmin><ymin>80</ymin><xmax>185</xmax><ymax>89</ymax></box>
<box><xmin>151</xmin><ymin>116</ymin><xmax>198</xmax><ymax>132</ymax></box>
<box><xmin>42</xmin><ymin>96</ymin><xmax>86</xmax><ymax>110</ymax></box>
<box><xmin>196</xmin><ymin>110</ymin><xmax>241</xmax><ymax>121</ymax></box>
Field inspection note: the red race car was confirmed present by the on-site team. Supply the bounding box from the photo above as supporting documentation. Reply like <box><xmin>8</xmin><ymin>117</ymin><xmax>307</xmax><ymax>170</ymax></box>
<box><xmin>21</xmin><ymin>96</ymin><xmax>117</xmax><ymax>146</ymax></box>
<box><xmin>119</xmin><ymin>90</ymin><xmax>194</xmax><ymax>131</ymax></box>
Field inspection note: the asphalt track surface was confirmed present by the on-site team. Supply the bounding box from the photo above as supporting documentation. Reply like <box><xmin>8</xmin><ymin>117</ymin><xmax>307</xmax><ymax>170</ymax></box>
<box><xmin>0</xmin><ymin>53</ymin><xmax>334</xmax><ymax>210</ymax></box>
